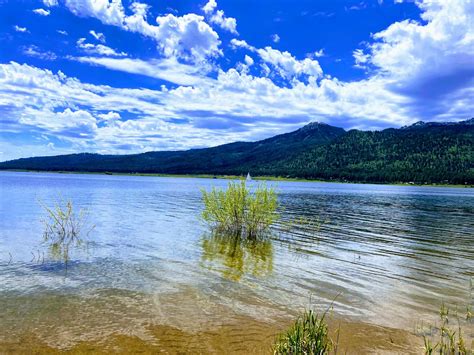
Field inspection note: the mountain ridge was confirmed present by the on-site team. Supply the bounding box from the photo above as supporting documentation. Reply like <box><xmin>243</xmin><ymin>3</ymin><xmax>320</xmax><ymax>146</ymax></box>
<box><xmin>1</xmin><ymin>119</ymin><xmax>473</xmax><ymax>184</ymax></box>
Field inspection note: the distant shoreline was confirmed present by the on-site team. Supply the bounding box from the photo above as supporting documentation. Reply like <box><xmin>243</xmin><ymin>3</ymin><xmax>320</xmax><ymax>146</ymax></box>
<box><xmin>1</xmin><ymin>169</ymin><xmax>472</xmax><ymax>188</ymax></box>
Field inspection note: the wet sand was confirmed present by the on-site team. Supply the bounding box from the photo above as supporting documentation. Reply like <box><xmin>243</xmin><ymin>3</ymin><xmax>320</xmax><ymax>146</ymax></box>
<box><xmin>0</xmin><ymin>315</ymin><xmax>425</xmax><ymax>354</ymax></box>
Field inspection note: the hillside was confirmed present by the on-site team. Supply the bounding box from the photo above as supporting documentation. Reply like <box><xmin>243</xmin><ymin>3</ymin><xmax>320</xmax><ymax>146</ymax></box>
<box><xmin>1</xmin><ymin>119</ymin><xmax>473</xmax><ymax>184</ymax></box>
<box><xmin>272</xmin><ymin>120</ymin><xmax>474</xmax><ymax>184</ymax></box>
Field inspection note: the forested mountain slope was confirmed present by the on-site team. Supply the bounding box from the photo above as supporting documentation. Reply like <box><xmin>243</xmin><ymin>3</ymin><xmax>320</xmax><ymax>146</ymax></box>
<box><xmin>1</xmin><ymin>119</ymin><xmax>472</xmax><ymax>184</ymax></box>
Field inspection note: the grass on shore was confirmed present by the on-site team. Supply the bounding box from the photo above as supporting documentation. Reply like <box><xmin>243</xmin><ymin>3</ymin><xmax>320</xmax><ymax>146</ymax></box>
<box><xmin>273</xmin><ymin>309</ymin><xmax>337</xmax><ymax>355</ymax></box>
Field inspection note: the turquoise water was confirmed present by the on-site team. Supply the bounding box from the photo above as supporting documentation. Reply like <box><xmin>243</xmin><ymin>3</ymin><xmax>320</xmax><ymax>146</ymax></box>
<box><xmin>0</xmin><ymin>171</ymin><xmax>473</xmax><ymax>348</ymax></box>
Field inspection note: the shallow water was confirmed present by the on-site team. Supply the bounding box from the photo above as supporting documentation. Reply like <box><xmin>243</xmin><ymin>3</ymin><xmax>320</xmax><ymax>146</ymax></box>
<box><xmin>0</xmin><ymin>171</ymin><xmax>473</xmax><ymax>352</ymax></box>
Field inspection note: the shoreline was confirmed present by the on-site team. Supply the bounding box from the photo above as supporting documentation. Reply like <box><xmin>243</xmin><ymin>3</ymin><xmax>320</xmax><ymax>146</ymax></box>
<box><xmin>1</xmin><ymin>169</ymin><xmax>472</xmax><ymax>188</ymax></box>
<box><xmin>0</xmin><ymin>310</ymin><xmax>424</xmax><ymax>354</ymax></box>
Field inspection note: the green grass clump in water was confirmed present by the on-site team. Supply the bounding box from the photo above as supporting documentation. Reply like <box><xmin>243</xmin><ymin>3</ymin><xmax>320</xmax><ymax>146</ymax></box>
<box><xmin>422</xmin><ymin>303</ymin><xmax>472</xmax><ymax>354</ymax></box>
<box><xmin>421</xmin><ymin>278</ymin><xmax>473</xmax><ymax>355</ymax></box>
<box><xmin>273</xmin><ymin>310</ymin><xmax>335</xmax><ymax>354</ymax></box>
<box><xmin>201</xmin><ymin>180</ymin><xmax>278</xmax><ymax>239</ymax></box>
<box><xmin>40</xmin><ymin>198</ymin><xmax>94</xmax><ymax>264</ymax></box>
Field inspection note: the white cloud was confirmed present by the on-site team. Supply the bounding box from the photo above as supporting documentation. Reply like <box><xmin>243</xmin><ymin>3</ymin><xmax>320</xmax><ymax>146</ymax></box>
<box><xmin>73</xmin><ymin>57</ymin><xmax>210</xmax><ymax>85</ymax></box>
<box><xmin>19</xmin><ymin>108</ymin><xmax>98</xmax><ymax>138</ymax></box>
<box><xmin>363</xmin><ymin>0</ymin><xmax>474</xmax><ymax>104</ymax></box>
<box><xmin>64</xmin><ymin>0</ymin><xmax>126</xmax><ymax>26</ymax></box>
<box><xmin>256</xmin><ymin>47</ymin><xmax>323</xmax><ymax>80</ymax></box>
<box><xmin>271</xmin><ymin>34</ymin><xmax>280</xmax><ymax>43</ymax></box>
<box><xmin>313</xmin><ymin>49</ymin><xmax>325</xmax><ymax>58</ymax></box>
<box><xmin>63</xmin><ymin>0</ymin><xmax>222</xmax><ymax>62</ymax></box>
<box><xmin>23</xmin><ymin>45</ymin><xmax>57</xmax><ymax>61</ymax></box>
<box><xmin>0</xmin><ymin>61</ymin><xmax>413</xmax><ymax>160</ymax></box>
<box><xmin>353</xmin><ymin>49</ymin><xmax>369</xmax><ymax>69</ymax></box>
<box><xmin>14</xmin><ymin>26</ymin><xmax>28</xmax><ymax>33</ymax></box>
<box><xmin>202</xmin><ymin>0</ymin><xmax>238</xmax><ymax>34</ymax></box>
<box><xmin>57</xmin><ymin>30</ymin><xmax>68</xmax><ymax>35</ymax></box>
<box><xmin>153</xmin><ymin>14</ymin><xmax>221</xmax><ymax>61</ymax></box>
<box><xmin>89</xmin><ymin>30</ymin><xmax>106</xmax><ymax>43</ymax></box>
<box><xmin>76</xmin><ymin>38</ymin><xmax>127</xmax><ymax>57</ymax></box>
<box><xmin>43</xmin><ymin>0</ymin><xmax>58</xmax><ymax>6</ymax></box>
<box><xmin>1</xmin><ymin>0</ymin><xmax>473</xmax><ymax>160</ymax></box>
<box><xmin>230</xmin><ymin>39</ymin><xmax>255</xmax><ymax>51</ymax></box>
<box><xmin>129</xmin><ymin>2</ymin><xmax>149</xmax><ymax>17</ymax></box>
<box><xmin>33</xmin><ymin>8</ymin><xmax>51</xmax><ymax>16</ymax></box>
<box><xmin>230</xmin><ymin>40</ymin><xmax>323</xmax><ymax>81</ymax></box>
<box><xmin>244</xmin><ymin>55</ymin><xmax>254</xmax><ymax>66</ymax></box>
<box><xmin>202</xmin><ymin>0</ymin><xmax>217</xmax><ymax>14</ymax></box>
<box><xmin>98</xmin><ymin>111</ymin><xmax>120</xmax><ymax>121</ymax></box>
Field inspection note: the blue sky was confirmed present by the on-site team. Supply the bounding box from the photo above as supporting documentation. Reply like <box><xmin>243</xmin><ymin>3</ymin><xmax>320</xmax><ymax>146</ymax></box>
<box><xmin>0</xmin><ymin>0</ymin><xmax>472</xmax><ymax>160</ymax></box>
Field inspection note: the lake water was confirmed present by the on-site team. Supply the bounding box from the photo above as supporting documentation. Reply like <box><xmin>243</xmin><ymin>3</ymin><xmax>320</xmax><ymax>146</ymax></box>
<box><xmin>1</xmin><ymin>171</ymin><xmax>473</xmax><ymax>353</ymax></box>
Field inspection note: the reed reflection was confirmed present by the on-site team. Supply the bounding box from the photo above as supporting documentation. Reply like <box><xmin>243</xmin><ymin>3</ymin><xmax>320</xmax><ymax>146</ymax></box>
<box><xmin>200</xmin><ymin>231</ymin><xmax>274</xmax><ymax>282</ymax></box>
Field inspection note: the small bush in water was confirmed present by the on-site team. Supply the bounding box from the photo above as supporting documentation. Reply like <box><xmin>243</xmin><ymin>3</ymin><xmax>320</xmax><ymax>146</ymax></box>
<box><xmin>273</xmin><ymin>309</ymin><xmax>335</xmax><ymax>354</ymax></box>
<box><xmin>41</xmin><ymin>198</ymin><xmax>93</xmax><ymax>263</ymax></box>
<box><xmin>201</xmin><ymin>180</ymin><xmax>278</xmax><ymax>239</ymax></box>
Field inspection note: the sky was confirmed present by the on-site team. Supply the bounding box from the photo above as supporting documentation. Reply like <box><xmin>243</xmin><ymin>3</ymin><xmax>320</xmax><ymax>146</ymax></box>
<box><xmin>0</xmin><ymin>0</ymin><xmax>473</xmax><ymax>161</ymax></box>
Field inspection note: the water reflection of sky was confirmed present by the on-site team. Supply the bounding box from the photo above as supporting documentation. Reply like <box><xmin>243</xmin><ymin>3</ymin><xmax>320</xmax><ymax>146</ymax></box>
<box><xmin>0</xmin><ymin>171</ymin><xmax>473</xmax><ymax>338</ymax></box>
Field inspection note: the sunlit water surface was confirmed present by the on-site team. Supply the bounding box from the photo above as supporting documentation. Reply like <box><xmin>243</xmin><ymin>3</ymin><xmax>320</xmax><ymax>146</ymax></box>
<box><xmin>1</xmin><ymin>172</ymin><xmax>473</xmax><ymax>352</ymax></box>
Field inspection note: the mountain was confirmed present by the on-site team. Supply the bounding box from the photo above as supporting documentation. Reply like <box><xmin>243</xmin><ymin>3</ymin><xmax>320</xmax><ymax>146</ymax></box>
<box><xmin>0</xmin><ymin>121</ymin><xmax>345</xmax><ymax>174</ymax></box>
<box><xmin>1</xmin><ymin>119</ymin><xmax>473</xmax><ymax>184</ymax></box>
<box><xmin>275</xmin><ymin>118</ymin><xmax>474</xmax><ymax>184</ymax></box>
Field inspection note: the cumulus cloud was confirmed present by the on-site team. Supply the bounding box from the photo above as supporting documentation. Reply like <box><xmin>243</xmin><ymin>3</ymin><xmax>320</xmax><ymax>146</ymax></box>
<box><xmin>202</xmin><ymin>0</ymin><xmax>217</xmax><ymax>14</ymax></box>
<box><xmin>64</xmin><ymin>0</ymin><xmax>125</xmax><ymax>26</ymax></box>
<box><xmin>256</xmin><ymin>47</ymin><xmax>323</xmax><ymax>80</ymax></box>
<box><xmin>353</xmin><ymin>48</ymin><xmax>369</xmax><ymax>69</ymax></box>
<box><xmin>271</xmin><ymin>34</ymin><xmax>280</xmax><ymax>43</ymax></box>
<box><xmin>153</xmin><ymin>14</ymin><xmax>221</xmax><ymax>61</ymax></box>
<box><xmin>63</xmin><ymin>0</ymin><xmax>221</xmax><ymax>62</ymax></box>
<box><xmin>363</xmin><ymin>0</ymin><xmax>474</xmax><ymax>106</ymax></box>
<box><xmin>19</xmin><ymin>108</ymin><xmax>99</xmax><ymax>138</ymax></box>
<box><xmin>33</xmin><ymin>8</ymin><xmax>51</xmax><ymax>16</ymax></box>
<box><xmin>202</xmin><ymin>0</ymin><xmax>238</xmax><ymax>34</ymax></box>
<box><xmin>230</xmin><ymin>39</ymin><xmax>255</xmax><ymax>51</ymax></box>
<box><xmin>1</xmin><ymin>0</ymin><xmax>473</xmax><ymax>160</ymax></box>
<box><xmin>210</xmin><ymin>10</ymin><xmax>237</xmax><ymax>34</ymax></box>
<box><xmin>0</xmin><ymin>61</ymin><xmax>410</xmax><ymax>158</ymax></box>
<box><xmin>76</xmin><ymin>38</ymin><xmax>127</xmax><ymax>57</ymax></box>
<box><xmin>98</xmin><ymin>111</ymin><xmax>121</xmax><ymax>126</ymax></box>
<box><xmin>230</xmin><ymin>40</ymin><xmax>323</xmax><ymax>81</ymax></box>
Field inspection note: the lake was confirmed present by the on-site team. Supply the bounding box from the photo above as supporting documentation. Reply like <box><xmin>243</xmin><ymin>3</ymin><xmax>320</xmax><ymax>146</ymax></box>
<box><xmin>0</xmin><ymin>171</ymin><xmax>473</xmax><ymax>353</ymax></box>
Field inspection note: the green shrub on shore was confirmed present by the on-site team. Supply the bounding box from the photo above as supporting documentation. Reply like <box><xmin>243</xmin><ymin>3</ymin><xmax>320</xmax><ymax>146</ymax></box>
<box><xmin>201</xmin><ymin>180</ymin><xmax>278</xmax><ymax>239</ymax></box>
<box><xmin>273</xmin><ymin>310</ymin><xmax>335</xmax><ymax>355</ymax></box>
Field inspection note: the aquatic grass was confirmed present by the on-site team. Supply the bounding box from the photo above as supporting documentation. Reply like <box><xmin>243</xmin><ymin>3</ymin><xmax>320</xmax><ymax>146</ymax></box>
<box><xmin>420</xmin><ymin>308</ymin><xmax>472</xmax><ymax>355</ymax></box>
<box><xmin>419</xmin><ymin>280</ymin><xmax>474</xmax><ymax>355</ymax></box>
<box><xmin>273</xmin><ymin>309</ymin><xmax>336</xmax><ymax>354</ymax></box>
<box><xmin>40</xmin><ymin>198</ymin><xmax>94</xmax><ymax>264</ymax></box>
<box><xmin>201</xmin><ymin>180</ymin><xmax>278</xmax><ymax>239</ymax></box>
